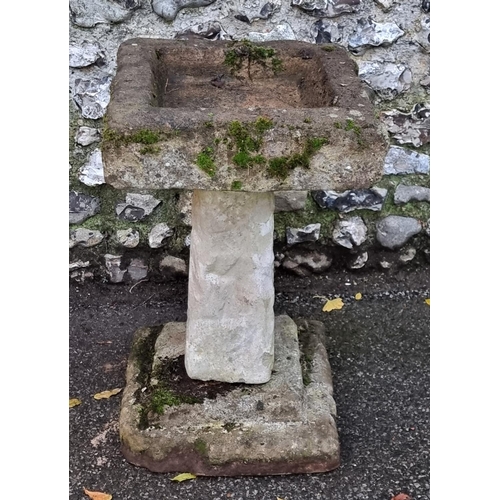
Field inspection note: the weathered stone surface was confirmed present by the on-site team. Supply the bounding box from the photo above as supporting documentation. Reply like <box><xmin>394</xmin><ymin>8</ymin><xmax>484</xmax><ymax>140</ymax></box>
<box><xmin>116</xmin><ymin>193</ymin><xmax>161</xmax><ymax>221</ymax></box>
<box><xmin>69</xmin><ymin>0</ymin><xmax>134</xmax><ymax>28</ymax></box>
<box><xmin>120</xmin><ymin>316</ymin><xmax>339</xmax><ymax>475</ymax></box>
<box><xmin>116</xmin><ymin>228</ymin><xmax>140</xmax><ymax>248</ymax></box>
<box><xmin>376</xmin><ymin>215</ymin><xmax>422</xmax><ymax>249</ymax></box>
<box><xmin>69</xmin><ymin>191</ymin><xmax>100</xmax><ymax>224</ymax></box>
<box><xmin>414</xmin><ymin>17</ymin><xmax>430</xmax><ymax>52</ymax></box>
<box><xmin>159</xmin><ymin>255</ymin><xmax>188</xmax><ymax>277</ymax></box>
<box><xmin>127</xmin><ymin>258</ymin><xmax>148</xmax><ymax>281</ymax></box>
<box><xmin>79</xmin><ymin>149</ymin><xmax>105</xmax><ymax>186</ymax></box>
<box><xmin>185</xmin><ymin>191</ymin><xmax>275</xmax><ymax>384</ymax></box>
<box><xmin>394</xmin><ymin>184</ymin><xmax>430</xmax><ymax>204</ymax></box>
<box><xmin>72</xmin><ymin>74</ymin><xmax>111</xmax><ymax>120</ymax></box>
<box><xmin>383</xmin><ymin>146</ymin><xmax>430</xmax><ymax>175</ymax></box>
<box><xmin>358</xmin><ymin>61</ymin><xmax>412</xmax><ymax>100</ymax></box>
<box><xmin>148</xmin><ymin>223</ymin><xmax>174</xmax><ymax>248</ymax></box>
<box><xmin>103</xmin><ymin>39</ymin><xmax>388</xmax><ymax>192</ymax></box>
<box><xmin>348</xmin><ymin>18</ymin><xmax>404</xmax><ymax>55</ymax></box>
<box><xmin>286</xmin><ymin>223</ymin><xmax>321</xmax><ymax>245</ymax></box>
<box><xmin>152</xmin><ymin>0</ymin><xmax>216</xmax><ymax>21</ymax></box>
<box><xmin>248</xmin><ymin>22</ymin><xmax>296</xmax><ymax>42</ymax></box>
<box><xmin>292</xmin><ymin>0</ymin><xmax>361</xmax><ymax>18</ymax></box>
<box><xmin>69</xmin><ymin>41</ymin><xmax>105</xmax><ymax>68</ymax></box>
<box><xmin>380</xmin><ymin>103</ymin><xmax>430</xmax><ymax>147</ymax></box>
<box><xmin>104</xmin><ymin>254</ymin><xmax>126</xmax><ymax>283</ymax></box>
<box><xmin>69</xmin><ymin>228</ymin><xmax>104</xmax><ymax>248</ymax></box>
<box><xmin>275</xmin><ymin>191</ymin><xmax>308</xmax><ymax>212</ymax></box>
<box><xmin>282</xmin><ymin>248</ymin><xmax>332</xmax><ymax>276</ymax></box>
<box><xmin>75</xmin><ymin>126</ymin><xmax>100</xmax><ymax>146</ymax></box>
<box><xmin>332</xmin><ymin>216</ymin><xmax>367</xmax><ymax>248</ymax></box>
<box><xmin>312</xmin><ymin>187</ymin><xmax>387</xmax><ymax>212</ymax></box>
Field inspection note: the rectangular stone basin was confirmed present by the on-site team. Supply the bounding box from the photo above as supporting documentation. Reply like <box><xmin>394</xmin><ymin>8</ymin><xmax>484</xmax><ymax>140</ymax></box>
<box><xmin>103</xmin><ymin>38</ymin><xmax>388</xmax><ymax>192</ymax></box>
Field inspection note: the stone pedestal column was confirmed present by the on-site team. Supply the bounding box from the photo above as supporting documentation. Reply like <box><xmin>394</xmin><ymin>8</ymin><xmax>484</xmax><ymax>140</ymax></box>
<box><xmin>185</xmin><ymin>190</ymin><xmax>275</xmax><ymax>384</ymax></box>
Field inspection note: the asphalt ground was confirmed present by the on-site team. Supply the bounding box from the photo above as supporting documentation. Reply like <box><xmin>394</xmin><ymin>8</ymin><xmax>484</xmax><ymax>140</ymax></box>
<box><xmin>69</xmin><ymin>266</ymin><xmax>430</xmax><ymax>500</ymax></box>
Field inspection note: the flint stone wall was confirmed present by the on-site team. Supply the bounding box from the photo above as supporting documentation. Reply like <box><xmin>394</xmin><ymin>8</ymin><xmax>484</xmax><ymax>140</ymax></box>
<box><xmin>69</xmin><ymin>0</ymin><xmax>430</xmax><ymax>283</ymax></box>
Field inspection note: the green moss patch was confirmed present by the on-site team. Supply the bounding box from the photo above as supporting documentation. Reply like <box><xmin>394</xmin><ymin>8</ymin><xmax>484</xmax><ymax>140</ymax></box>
<box><xmin>231</xmin><ymin>180</ymin><xmax>243</xmax><ymax>190</ymax></box>
<box><xmin>224</xmin><ymin>40</ymin><xmax>284</xmax><ymax>80</ymax></box>
<box><xmin>196</xmin><ymin>147</ymin><xmax>217</xmax><ymax>177</ymax></box>
<box><xmin>267</xmin><ymin>137</ymin><xmax>328</xmax><ymax>180</ymax></box>
<box><xmin>227</xmin><ymin>118</ymin><xmax>273</xmax><ymax>168</ymax></box>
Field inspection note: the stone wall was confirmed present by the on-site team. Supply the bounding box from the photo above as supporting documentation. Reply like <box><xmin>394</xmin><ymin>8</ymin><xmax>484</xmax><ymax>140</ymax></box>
<box><xmin>69</xmin><ymin>0</ymin><xmax>430</xmax><ymax>283</ymax></box>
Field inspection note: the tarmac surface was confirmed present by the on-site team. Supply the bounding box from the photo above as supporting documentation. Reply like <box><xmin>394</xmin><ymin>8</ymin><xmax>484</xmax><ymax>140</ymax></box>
<box><xmin>69</xmin><ymin>265</ymin><xmax>430</xmax><ymax>500</ymax></box>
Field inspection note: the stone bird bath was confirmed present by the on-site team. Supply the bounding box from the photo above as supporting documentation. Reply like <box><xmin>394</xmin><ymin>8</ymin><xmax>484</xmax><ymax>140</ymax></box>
<box><xmin>102</xmin><ymin>37</ymin><xmax>387</xmax><ymax>475</ymax></box>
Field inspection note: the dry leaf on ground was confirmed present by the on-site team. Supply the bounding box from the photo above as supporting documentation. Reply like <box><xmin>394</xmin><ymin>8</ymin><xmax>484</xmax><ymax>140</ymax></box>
<box><xmin>93</xmin><ymin>388</ymin><xmax>122</xmax><ymax>400</ymax></box>
<box><xmin>391</xmin><ymin>494</ymin><xmax>411</xmax><ymax>500</ymax></box>
<box><xmin>424</xmin><ymin>298</ymin><xmax>430</xmax><ymax>305</ymax></box>
<box><xmin>69</xmin><ymin>398</ymin><xmax>81</xmax><ymax>408</ymax></box>
<box><xmin>170</xmin><ymin>472</ymin><xmax>196</xmax><ymax>482</ymax></box>
<box><xmin>83</xmin><ymin>488</ymin><xmax>112</xmax><ymax>500</ymax></box>
<box><xmin>355</xmin><ymin>292</ymin><xmax>362</xmax><ymax>300</ymax></box>
<box><xmin>322</xmin><ymin>298</ymin><xmax>344</xmax><ymax>312</ymax></box>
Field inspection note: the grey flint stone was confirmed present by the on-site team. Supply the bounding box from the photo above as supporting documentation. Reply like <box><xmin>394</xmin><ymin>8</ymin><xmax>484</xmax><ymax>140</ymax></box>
<box><xmin>175</xmin><ymin>22</ymin><xmax>230</xmax><ymax>41</ymax></box>
<box><xmin>116</xmin><ymin>193</ymin><xmax>161</xmax><ymax>221</ymax></box>
<box><xmin>69</xmin><ymin>191</ymin><xmax>100</xmax><ymax>224</ymax></box>
<box><xmin>394</xmin><ymin>184</ymin><xmax>430</xmax><ymax>204</ymax></box>
<box><xmin>426</xmin><ymin>219</ymin><xmax>430</xmax><ymax>236</ymax></box>
<box><xmin>349</xmin><ymin>251</ymin><xmax>368</xmax><ymax>269</ymax></box>
<box><xmin>69</xmin><ymin>260</ymin><xmax>90</xmax><ymax>271</ymax></box>
<box><xmin>282</xmin><ymin>248</ymin><xmax>332</xmax><ymax>276</ymax></box>
<box><xmin>380</xmin><ymin>103</ymin><xmax>430</xmax><ymax>147</ymax></box>
<box><xmin>116</xmin><ymin>228</ymin><xmax>140</xmax><ymax>248</ymax></box>
<box><xmin>72</xmin><ymin>74</ymin><xmax>111</xmax><ymax>120</ymax></box>
<box><xmin>380</xmin><ymin>259</ymin><xmax>392</xmax><ymax>269</ymax></box>
<box><xmin>148</xmin><ymin>223</ymin><xmax>174</xmax><ymax>248</ymax></box>
<box><xmin>69</xmin><ymin>0</ymin><xmax>134</xmax><ymax>27</ymax></box>
<box><xmin>374</xmin><ymin>0</ymin><xmax>394</xmax><ymax>11</ymax></box>
<box><xmin>292</xmin><ymin>0</ymin><xmax>361</xmax><ymax>18</ymax></box>
<box><xmin>69</xmin><ymin>42</ymin><xmax>105</xmax><ymax>68</ymax></box>
<box><xmin>185</xmin><ymin>191</ymin><xmax>275</xmax><ymax>384</ymax></box>
<box><xmin>358</xmin><ymin>61</ymin><xmax>412</xmax><ymax>100</ymax></box>
<box><xmin>312</xmin><ymin>19</ymin><xmax>340</xmax><ymax>43</ymax></box>
<box><xmin>69</xmin><ymin>228</ymin><xmax>104</xmax><ymax>248</ymax></box>
<box><xmin>348</xmin><ymin>18</ymin><xmax>404</xmax><ymax>55</ymax></box>
<box><xmin>79</xmin><ymin>149</ymin><xmax>105</xmax><ymax>186</ymax></box>
<box><xmin>332</xmin><ymin>216</ymin><xmax>367</xmax><ymax>248</ymax></box>
<box><xmin>286</xmin><ymin>223</ymin><xmax>321</xmax><ymax>245</ymax></box>
<box><xmin>399</xmin><ymin>247</ymin><xmax>416</xmax><ymax>262</ymax></box>
<box><xmin>274</xmin><ymin>191</ymin><xmax>308</xmax><ymax>212</ymax></box>
<box><xmin>104</xmin><ymin>254</ymin><xmax>126</xmax><ymax>283</ymax></box>
<box><xmin>312</xmin><ymin>188</ymin><xmax>387</xmax><ymax>212</ymax></box>
<box><xmin>127</xmin><ymin>258</ymin><xmax>148</xmax><ymax>281</ymax></box>
<box><xmin>248</xmin><ymin>22</ymin><xmax>296</xmax><ymax>42</ymax></box>
<box><xmin>159</xmin><ymin>255</ymin><xmax>188</xmax><ymax>277</ymax></box>
<box><xmin>383</xmin><ymin>146</ymin><xmax>430</xmax><ymax>175</ymax></box>
<box><xmin>235</xmin><ymin>1</ymin><xmax>281</xmax><ymax>24</ymax></box>
<box><xmin>152</xmin><ymin>0</ymin><xmax>217</xmax><ymax>21</ymax></box>
<box><xmin>75</xmin><ymin>126</ymin><xmax>100</xmax><ymax>146</ymax></box>
<box><xmin>376</xmin><ymin>215</ymin><xmax>422</xmax><ymax>249</ymax></box>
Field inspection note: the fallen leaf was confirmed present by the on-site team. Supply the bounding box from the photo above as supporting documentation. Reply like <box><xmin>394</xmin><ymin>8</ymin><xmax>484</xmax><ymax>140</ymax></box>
<box><xmin>69</xmin><ymin>398</ymin><xmax>81</xmax><ymax>408</ymax></box>
<box><xmin>93</xmin><ymin>388</ymin><xmax>122</xmax><ymax>400</ymax></box>
<box><xmin>322</xmin><ymin>298</ymin><xmax>344</xmax><ymax>312</ymax></box>
<box><xmin>83</xmin><ymin>488</ymin><xmax>112</xmax><ymax>500</ymax></box>
<box><xmin>170</xmin><ymin>472</ymin><xmax>196</xmax><ymax>482</ymax></box>
<box><xmin>424</xmin><ymin>298</ymin><xmax>430</xmax><ymax>305</ymax></box>
<box><xmin>391</xmin><ymin>494</ymin><xmax>411</xmax><ymax>500</ymax></box>
<box><xmin>355</xmin><ymin>292</ymin><xmax>362</xmax><ymax>300</ymax></box>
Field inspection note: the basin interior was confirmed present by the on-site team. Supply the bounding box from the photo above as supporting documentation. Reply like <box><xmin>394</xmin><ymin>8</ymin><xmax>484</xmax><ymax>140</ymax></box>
<box><xmin>152</xmin><ymin>44</ymin><xmax>336</xmax><ymax>110</ymax></box>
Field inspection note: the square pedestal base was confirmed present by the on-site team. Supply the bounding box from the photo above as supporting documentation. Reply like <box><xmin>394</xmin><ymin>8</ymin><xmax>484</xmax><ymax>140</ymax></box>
<box><xmin>119</xmin><ymin>315</ymin><xmax>340</xmax><ymax>476</ymax></box>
